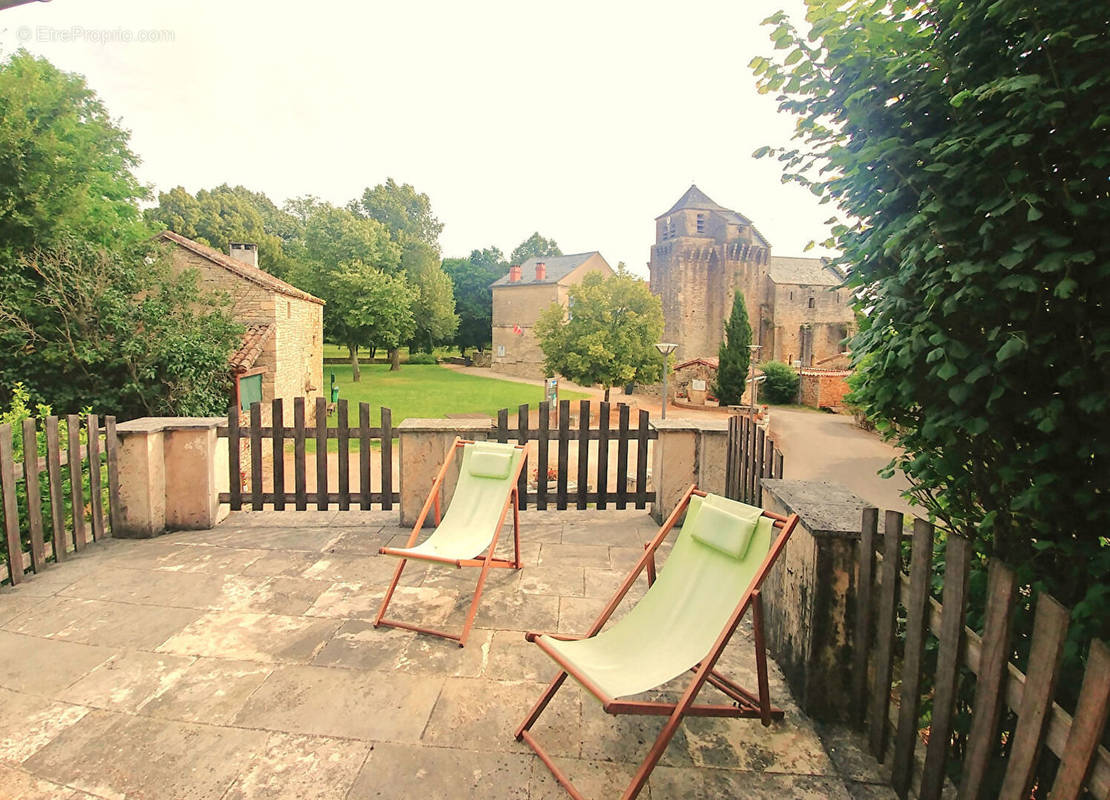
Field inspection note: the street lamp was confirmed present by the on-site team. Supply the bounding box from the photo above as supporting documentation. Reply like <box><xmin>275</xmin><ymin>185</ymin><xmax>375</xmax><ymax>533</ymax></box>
<box><xmin>654</xmin><ymin>342</ymin><xmax>678</xmax><ymax>420</ymax></box>
<box><xmin>747</xmin><ymin>344</ymin><xmax>763</xmax><ymax>413</ymax></box>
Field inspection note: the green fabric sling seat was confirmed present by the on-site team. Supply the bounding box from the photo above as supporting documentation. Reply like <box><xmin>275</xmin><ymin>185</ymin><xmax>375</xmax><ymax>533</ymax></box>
<box><xmin>516</xmin><ymin>485</ymin><xmax>800</xmax><ymax>800</ymax></box>
<box><xmin>374</xmin><ymin>439</ymin><xmax>527</xmax><ymax>646</ymax></box>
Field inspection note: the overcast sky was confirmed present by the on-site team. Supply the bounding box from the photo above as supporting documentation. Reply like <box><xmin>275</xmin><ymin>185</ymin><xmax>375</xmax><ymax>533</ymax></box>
<box><xmin>0</xmin><ymin>0</ymin><xmax>832</xmax><ymax>275</ymax></box>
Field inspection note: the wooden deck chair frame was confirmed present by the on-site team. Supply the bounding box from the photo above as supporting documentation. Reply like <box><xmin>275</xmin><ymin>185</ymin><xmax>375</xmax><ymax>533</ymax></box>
<box><xmin>515</xmin><ymin>484</ymin><xmax>800</xmax><ymax>800</ymax></box>
<box><xmin>374</xmin><ymin>437</ymin><xmax>529</xmax><ymax>647</ymax></box>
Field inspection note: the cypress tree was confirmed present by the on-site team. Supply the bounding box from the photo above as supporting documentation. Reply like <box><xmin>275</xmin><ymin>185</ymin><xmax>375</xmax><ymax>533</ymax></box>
<box><xmin>713</xmin><ymin>290</ymin><xmax>752</xmax><ymax>405</ymax></box>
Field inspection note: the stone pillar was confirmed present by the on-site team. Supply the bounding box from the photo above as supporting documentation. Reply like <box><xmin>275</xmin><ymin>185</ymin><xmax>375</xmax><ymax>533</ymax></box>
<box><xmin>398</xmin><ymin>419</ymin><xmax>494</xmax><ymax>527</ymax></box>
<box><xmin>759</xmin><ymin>479</ymin><xmax>873</xmax><ymax>723</ymax></box>
<box><xmin>115</xmin><ymin>420</ymin><xmax>166</xmax><ymax>538</ymax></box>
<box><xmin>163</xmin><ymin>419</ymin><xmax>224</xmax><ymax>530</ymax></box>
<box><xmin>115</xmin><ymin>417</ymin><xmax>224</xmax><ymax>538</ymax></box>
<box><xmin>650</xmin><ymin>418</ymin><xmax>730</xmax><ymax>523</ymax></box>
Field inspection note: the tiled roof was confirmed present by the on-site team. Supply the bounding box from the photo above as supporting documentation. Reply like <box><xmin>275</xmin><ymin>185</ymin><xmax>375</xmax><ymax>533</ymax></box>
<box><xmin>657</xmin><ymin>185</ymin><xmax>726</xmax><ymax>218</ymax></box>
<box><xmin>157</xmin><ymin>230</ymin><xmax>325</xmax><ymax>305</ymax></box>
<box><xmin>767</xmin><ymin>256</ymin><xmax>845</xmax><ymax>286</ymax></box>
<box><xmin>675</xmin><ymin>357</ymin><xmax>719</xmax><ymax>371</ymax></box>
<box><xmin>491</xmin><ymin>252</ymin><xmax>606</xmax><ymax>287</ymax></box>
<box><xmin>229</xmin><ymin>323</ymin><xmax>274</xmax><ymax>372</ymax></box>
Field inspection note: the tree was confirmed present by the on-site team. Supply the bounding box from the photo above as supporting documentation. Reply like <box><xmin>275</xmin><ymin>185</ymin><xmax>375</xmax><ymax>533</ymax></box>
<box><xmin>443</xmin><ymin>247</ymin><xmax>508</xmax><ymax>354</ymax></box>
<box><xmin>330</xmin><ymin>265</ymin><xmax>417</xmax><ymax>377</ymax></box>
<box><xmin>294</xmin><ymin>204</ymin><xmax>403</xmax><ymax>379</ymax></box>
<box><xmin>760</xmin><ymin>361</ymin><xmax>799</xmax><ymax>405</ymax></box>
<box><xmin>301</xmin><ymin>204</ymin><xmax>399</xmax><ymax>272</ymax></box>
<box><xmin>401</xmin><ymin>239</ymin><xmax>458</xmax><ymax>356</ymax></box>
<box><xmin>510</xmin><ymin>233</ymin><xmax>562</xmax><ymax>265</ymax></box>
<box><xmin>534</xmin><ymin>270</ymin><xmax>664</xmax><ymax>401</ymax></box>
<box><xmin>754</xmin><ymin>0</ymin><xmax>1109</xmax><ymax>725</ymax></box>
<box><xmin>0</xmin><ymin>242</ymin><xmax>242</xmax><ymax>418</ymax></box>
<box><xmin>146</xmin><ymin>184</ymin><xmax>302</xmax><ymax>280</ymax></box>
<box><xmin>350</xmin><ymin>178</ymin><xmax>443</xmax><ymax>250</ymax></box>
<box><xmin>714</xmin><ymin>290</ymin><xmax>752</xmax><ymax>405</ymax></box>
<box><xmin>0</xmin><ymin>50</ymin><xmax>148</xmax><ymax>267</ymax></box>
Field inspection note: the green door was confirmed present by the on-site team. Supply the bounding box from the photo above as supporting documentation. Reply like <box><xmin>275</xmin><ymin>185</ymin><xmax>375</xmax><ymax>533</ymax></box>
<box><xmin>239</xmin><ymin>374</ymin><xmax>263</xmax><ymax>411</ymax></box>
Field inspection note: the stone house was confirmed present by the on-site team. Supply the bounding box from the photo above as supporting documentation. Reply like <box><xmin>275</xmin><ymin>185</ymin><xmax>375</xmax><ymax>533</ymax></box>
<box><xmin>671</xmin><ymin>357</ymin><xmax>719</xmax><ymax>403</ymax></box>
<box><xmin>157</xmin><ymin>231</ymin><xmax>325</xmax><ymax>422</ymax></box>
<box><xmin>490</xmin><ymin>252</ymin><xmax>615</xmax><ymax>379</ymax></box>
<box><xmin>648</xmin><ymin>185</ymin><xmax>855</xmax><ymax>366</ymax></box>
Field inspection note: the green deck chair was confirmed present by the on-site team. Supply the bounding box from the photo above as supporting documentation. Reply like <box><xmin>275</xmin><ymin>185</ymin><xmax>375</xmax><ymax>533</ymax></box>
<box><xmin>516</xmin><ymin>485</ymin><xmax>800</xmax><ymax>800</ymax></box>
<box><xmin>375</xmin><ymin>438</ymin><xmax>528</xmax><ymax>647</ymax></box>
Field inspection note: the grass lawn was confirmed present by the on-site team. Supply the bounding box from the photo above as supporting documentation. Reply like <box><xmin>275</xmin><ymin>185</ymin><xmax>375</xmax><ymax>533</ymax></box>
<box><xmin>312</xmin><ymin>365</ymin><xmax>590</xmax><ymax>448</ymax></box>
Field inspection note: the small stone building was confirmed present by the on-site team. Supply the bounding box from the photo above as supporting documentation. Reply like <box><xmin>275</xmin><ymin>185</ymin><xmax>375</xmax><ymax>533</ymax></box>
<box><xmin>797</xmin><ymin>367</ymin><xmax>853</xmax><ymax>411</ymax></box>
<box><xmin>490</xmin><ymin>252</ymin><xmax>615</xmax><ymax>379</ymax></box>
<box><xmin>672</xmin><ymin>357</ymin><xmax>719</xmax><ymax>403</ymax></box>
<box><xmin>158</xmin><ymin>231</ymin><xmax>325</xmax><ymax>421</ymax></box>
<box><xmin>648</xmin><ymin>185</ymin><xmax>855</xmax><ymax>365</ymax></box>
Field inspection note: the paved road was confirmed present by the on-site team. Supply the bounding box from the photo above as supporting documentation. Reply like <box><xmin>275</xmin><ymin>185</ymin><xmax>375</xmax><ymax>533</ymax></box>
<box><xmin>769</xmin><ymin>406</ymin><xmax>917</xmax><ymax>517</ymax></box>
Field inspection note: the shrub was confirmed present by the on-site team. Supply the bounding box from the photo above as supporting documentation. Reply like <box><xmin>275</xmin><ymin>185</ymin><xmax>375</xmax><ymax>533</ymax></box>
<box><xmin>405</xmin><ymin>352</ymin><xmax>438</xmax><ymax>365</ymax></box>
<box><xmin>760</xmin><ymin>361</ymin><xmax>799</xmax><ymax>404</ymax></box>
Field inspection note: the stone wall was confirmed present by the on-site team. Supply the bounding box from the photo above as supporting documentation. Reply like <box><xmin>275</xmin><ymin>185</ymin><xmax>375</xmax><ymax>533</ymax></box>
<box><xmin>766</xmin><ymin>282</ymin><xmax>853</xmax><ymax>366</ymax></box>
<box><xmin>798</xmin><ymin>368</ymin><xmax>852</xmax><ymax>411</ymax></box>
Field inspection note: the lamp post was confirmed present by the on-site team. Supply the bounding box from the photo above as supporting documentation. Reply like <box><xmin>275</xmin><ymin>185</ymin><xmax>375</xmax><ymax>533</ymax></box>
<box><xmin>654</xmin><ymin>342</ymin><xmax>678</xmax><ymax>420</ymax></box>
<box><xmin>747</xmin><ymin>344</ymin><xmax>762</xmax><ymax>413</ymax></box>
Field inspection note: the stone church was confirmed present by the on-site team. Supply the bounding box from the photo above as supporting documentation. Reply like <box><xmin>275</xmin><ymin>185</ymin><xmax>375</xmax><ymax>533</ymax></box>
<box><xmin>648</xmin><ymin>186</ymin><xmax>854</xmax><ymax>366</ymax></box>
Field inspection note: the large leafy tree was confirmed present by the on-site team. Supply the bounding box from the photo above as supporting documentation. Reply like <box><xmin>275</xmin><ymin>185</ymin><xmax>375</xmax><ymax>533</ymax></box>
<box><xmin>0</xmin><ymin>242</ymin><xmax>241</xmax><ymax>418</ymax></box>
<box><xmin>510</xmin><ymin>233</ymin><xmax>562</xmax><ymax>265</ymax></box>
<box><xmin>714</xmin><ymin>290</ymin><xmax>752</xmax><ymax>405</ymax></box>
<box><xmin>535</xmin><ymin>270</ymin><xmax>664</xmax><ymax>401</ymax></box>
<box><xmin>294</xmin><ymin>204</ymin><xmax>403</xmax><ymax>379</ymax></box>
<box><xmin>753</xmin><ymin>0</ymin><xmax>1108</xmax><ymax>685</ymax></box>
<box><xmin>350</xmin><ymin>178</ymin><xmax>443</xmax><ymax>250</ymax></box>
<box><xmin>401</xmin><ymin>239</ymin><xmax>458</xmax><ymax>356</ymax></box>
<box><xmin>329</xmin><ymin>265</ymin><xmax>417</xmax><ymax>378</ymax></box>
<box><xmin>0</xmin><ymin>51</ymin><xmax>242</xmax><ymax>417</ymax></box>
<box><xmin>146</xmin><ymin>184</ymin><xmax>302</xmax><ymax>280</ymax></box>
<box><xmin>0</xmin><ymin>50</ymin><xmax>148</xmax><ymax>265</ymax></box>
<box><xmin>443</xmin><ymin>246</ymin><xmax>508</xmax><ymax>354</ymax></box>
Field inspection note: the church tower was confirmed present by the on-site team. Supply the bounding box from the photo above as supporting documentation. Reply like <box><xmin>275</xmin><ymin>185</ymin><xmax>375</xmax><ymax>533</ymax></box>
<box><xmin>648</xmin><ymin>185</ymin><xmax>771</xmax><ymax>361</ymax></box>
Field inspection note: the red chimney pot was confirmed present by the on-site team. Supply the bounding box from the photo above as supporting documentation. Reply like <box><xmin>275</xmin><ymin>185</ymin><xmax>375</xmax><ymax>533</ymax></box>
<box><xmin>508</xmin><ymin>264</ymin><xmax>522</xmax><ymax>283</ymax></box>
<box><xmin>535</xmin><ymin>261</ymin><xmax>547</xmax><ymax>281</ymax></box>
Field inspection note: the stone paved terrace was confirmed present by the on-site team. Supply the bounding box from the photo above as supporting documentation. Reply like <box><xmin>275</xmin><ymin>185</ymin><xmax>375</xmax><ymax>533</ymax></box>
<box><xmin>0</xmin><ymin>510</ymin><xmax>896</xmax><ymax>799</ymax></box>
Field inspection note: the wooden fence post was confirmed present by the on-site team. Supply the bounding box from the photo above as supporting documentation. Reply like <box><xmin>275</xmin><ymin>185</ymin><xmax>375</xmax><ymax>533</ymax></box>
<box><xmin>45</xmin><ymin>416</ymin><xmax>67</xmax><ymax>560</ymax></box>
<box><xmin>66</xmin><ymin>414</ymin><xmax>86</xmax><ymax>550</ymax></box>
<box><xmin>21</xmin><ymin>418</ymin><xmax>46</xmax><ymax>572</ymax></box>
<box><xmin>891</xmin><ymin>518</ymin><xmax>937</xmax><ymax>797</ymax></box>
<box><xmin>919</xmin><ymin>533</ymin><xmax>972</xmax><ymax>800</ymax></box>
<box><xmin>0</xmin><ymin>424</ymin><xmax>23</xmax><ymax>584</ymax></box>
<box><xmin>86</xmin><ymin>415</ymin><xmax>105</xmax><ymax>541</ymax></box>
<box><xmin>869</xmin><ymin>510</ymin><xmax>903</xmax><ymax>761</ymax></box>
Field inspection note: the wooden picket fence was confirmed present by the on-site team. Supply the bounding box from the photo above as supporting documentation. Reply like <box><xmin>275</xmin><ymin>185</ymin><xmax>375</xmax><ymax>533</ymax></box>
<box><xmin>493</xmin><ymin>400</ymin><xmax>655</xmax><ymax>510</ymax></box>
<box><xmin>854</xmin><ymin>509</ymin><xmax>1109</xmax><ymax>800</ymax></box>
<box><xmin>0</xmin><ymin>415</ymin><xmax>119</xmax><ymax>586</ymax></box>
<box><xmin>724</xmin><ymin>413</ymin><xmax>784</xmax><ymax>505</ymax></box>
<box><xmin>219</xmin><ymin>398</ymin><xmax>397</xmax><ymax>510</ymax></box>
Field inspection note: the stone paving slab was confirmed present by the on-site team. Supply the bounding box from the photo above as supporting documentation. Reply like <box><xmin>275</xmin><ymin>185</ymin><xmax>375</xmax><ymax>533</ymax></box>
<box><xmin>233</xmin><ymin>664</ymin><xmax>443</xmax><ymax>741</ymax></box>
<box><xmin>0</xmin><ymin>508</ymin><xmax>888</xmax><ymax>799</ymax></box>
<box><xmin>23</xmin><ymin>710</ymin><xmax>268</xmax><ymax>800</ymax></box>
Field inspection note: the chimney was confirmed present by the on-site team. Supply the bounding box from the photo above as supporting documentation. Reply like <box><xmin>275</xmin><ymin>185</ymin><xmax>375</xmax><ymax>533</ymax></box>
<box><xmin>535</xmin><ymin>261</ymin><xmax>547</xmax><ymax>281</ymax></box>
<box><xmin>508</xmin><ymin>264</ymin><xmax>522</xmax><ymax>283</ymax></box>
<box><xmin>229</xmin><ymin>242</ymin><xmax>258</xmax><ymax>269</ymax></box>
